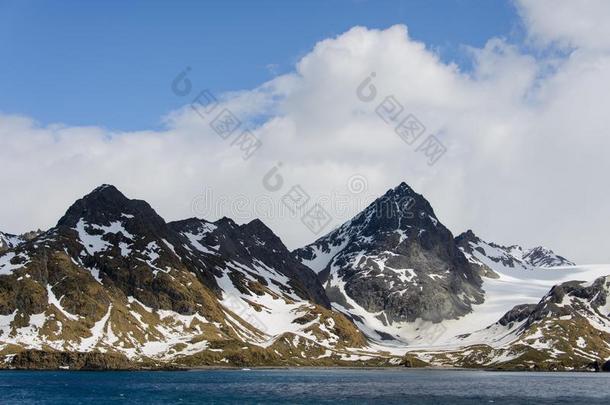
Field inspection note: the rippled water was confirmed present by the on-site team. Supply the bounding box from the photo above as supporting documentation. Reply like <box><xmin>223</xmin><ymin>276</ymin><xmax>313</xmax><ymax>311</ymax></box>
<box><xmin>1</xmin><ymin>368</ymin><xmax>609</xmax><ymax>404</ymax></box>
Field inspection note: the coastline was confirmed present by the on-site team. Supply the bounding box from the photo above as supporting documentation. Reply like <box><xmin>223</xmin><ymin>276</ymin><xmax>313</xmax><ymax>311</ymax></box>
<box><xmin>1</xmin><ymin>364</ymin><xmax>607</xmax><ymax>373</ymax></box>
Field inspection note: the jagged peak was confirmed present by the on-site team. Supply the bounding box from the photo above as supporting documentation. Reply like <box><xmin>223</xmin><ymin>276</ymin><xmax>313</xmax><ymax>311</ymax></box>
<box><xmin>356</xmin><ymin>182</ymin><xmax>438</xmax><ymax>228</ymax></box>
<box><xmin>456</xmin><ymin>229</ymin><xmax>479</xmax><ymax>242</ymax></box>
<box><xmin>360</xmin><ymin>182</ymin><xmax>424</xmax><ymax>215</ymax></box>
<box><xmin>171</xmin><ymin>217</ymin><xmax>214</xmax><ymax>226</ymax></box>
<box><xmin>392</xmin><ymin>181</ymin><xmax>414</xmax><ymax>194</ymax></box>
<box><xmin>75</xmin><ymin>184</ymin><xmax>131</xmax><ymax>206</ymax></box>
<box><xmin>214</xmin><ymin>217</ymin><xmax>238</xmax><ymax>229</ymax></box>
<box><xmin>526</xmin><ymin>246</ymin><xmax>554</xmax><ymax>254</ymax></box>
<box><xmin>300</xmin><ymin>181</ymin><xmax>445</xmax><ymax>250</ymax></box>
<box><xmin>56</xmin><ymin>184</ymin><xmax>164</xmax><ymax>229</ymax></box>
<box><xmin>524</xmin><ymin>245</ymin><xmax>575</xmax><ymax>267</ymax></box>
<box><xmin>455</xmin><ymin>230</ymin><xmax>575</xmax><ymax>268</ymax></box>
<box><xmin>87</xmin><ymin>184</ymin><xmax>127</xmax><ymax>198</ymax></box>
<box><xmin>168</xmin><ymin>217</ymin><xmax>217</xmax><ymax>236</ymax></box>
<box><xmin>241</xmin><ymin>218</ymin><xmax>270</xmax><ymax>232</ymax></box>
<box><xmin>240</xmin><ymin>218</ymin><xmax>282</xmax><ymax>244</ymax></box>
<box><xmin>92</xmin><ymin>183</ymin><xmax>116</xmax><ymax>192</ymax></box>
<box><xmin>380</xmin><ymin>181</ymin><xmax>416</xmax><ymax>200</ymax></box>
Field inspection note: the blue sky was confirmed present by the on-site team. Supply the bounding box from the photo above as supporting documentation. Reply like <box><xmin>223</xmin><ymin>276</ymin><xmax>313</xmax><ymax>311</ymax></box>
<box><xmin>0</xmin><ymin>0</ymin><xmax>520</xmax><ymax>131</ymax></box>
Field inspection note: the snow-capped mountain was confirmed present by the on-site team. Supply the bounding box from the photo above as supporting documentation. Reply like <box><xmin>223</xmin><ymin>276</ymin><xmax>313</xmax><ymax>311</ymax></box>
<box><xmin>455</xmin><ymin>230</ymin><xmax>574</xmax><ymax>273</ymax></box>
<box><xmin>169</xmin><ymin>217</ymin><xmax>330</xmax><ymax>308</ymax></box>
<box><xmin>0</xmin><ymin>183</ymin><xmax>607</xmax><ymax>371</ymax></box>
<box><xmin>0</xmin><ymin>185</ymin><xmax>379</xmax><ymax>369</ymax></box>
<box><xmin>294</xmin><ymin>182</ymin><xmax>485</xmax><ymax>343</ymax></box>
<box><xmin>523</xmin><ymin>246</ymin><xmax>574</xmax><ymax>268</ymax></box>
<box><xmin>292</xmin><ymin>182</ymin><xmax>609</xmax><ymax>370</ymax></box>
<box><xmin>414</xmin><ymin>273</ymin><xmax>610</xmax><ymax>371</ymax></box>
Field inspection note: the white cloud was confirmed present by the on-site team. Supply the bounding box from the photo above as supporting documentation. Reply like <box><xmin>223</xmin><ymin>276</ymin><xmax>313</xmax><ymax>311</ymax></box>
<box><xmin>516</xmin><ymin>0</ymin><xmax>610</xmax><ymax>51</ymax></box>
<box><xmin>1</xmin><ymin>14</ymin><xmax>610</xmax><ymax>264</ymax></box>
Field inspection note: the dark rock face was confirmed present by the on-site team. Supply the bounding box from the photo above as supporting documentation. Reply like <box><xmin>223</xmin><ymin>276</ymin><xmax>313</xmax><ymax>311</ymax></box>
<box><xmin>498</xmin><ymin>304</ymin><xmax>537</xmax><ymax>327</ymax></box>
<box><xmin>454</xmin><ymin>230</ymin><xmax>499</xmax><ymax>278</ymax></box>
<box><xmin>295</xmin><ymin>182</ymin><xmax>484</xmax><ymax>323</ymax></box>
<box><xmin>523</xmin><ymin>246</ymin><xmax>574</xmax><ymax>267</ymax></box>
<box><xmin>169</xmin><ymin>217</ymin><xmax>330</xmax><ymax>308</ymax></box>
<box><xmin>57</xmin><ymin>184</ymin><xmax>168</xmax><ymax>237</ymax></box>
<box><xmin>48</xmin><ymin>185</ymin><xmax>219</xmax><ymax>315</ymax></box>
<box><xmin>455</xmin><ymin>229</ymin><xmax>574</xmax><ymax>271</ymax></box>
<box><xmin>455</xmin><ymin>230</ymin><xmax>527</xmax><ymax>270</ymax></box>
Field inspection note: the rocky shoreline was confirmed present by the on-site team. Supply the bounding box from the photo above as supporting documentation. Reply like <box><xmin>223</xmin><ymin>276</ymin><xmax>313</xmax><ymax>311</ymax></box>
<box><xmin>3</xmin><ymin>349</ymin><xmax>610</xmax><ymax>372</ymax></box>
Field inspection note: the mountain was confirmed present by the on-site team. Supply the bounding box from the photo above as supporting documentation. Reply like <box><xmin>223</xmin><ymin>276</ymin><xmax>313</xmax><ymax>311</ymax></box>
<box><xmin>169</xmin><ymin>217</ymin><xmax>330</xmax><ymax>308</ymax></box>
<box><xmin>455</xmin><ymin>230</ymin><xmax>574</xmax><ymax>273</ymax></box>
<box><xmin>294</xmin><ymin>182</ymin><xmax>610</xmax><ymax>369</ymax></box>
<box><xmin>523</xmin><ymin>246</ymin><xmax>574</xmax><ymax>268</ymax></box>
<box><xmin>0</xmin><ymin>185</ymin><xmax>382</xmax><ymax>370</ymax></box>
<box><xmin>1</xmin><ymin>183</ymin><xmax>608</xmax><ymax>371</ymax></box>
<box><xmin>294</xmin><ymin>182</ymin><xmax>485</xmax><ymax>343</ymax></box>
<box><xmin>411</xmin><ymin>275</ymin><xmax>610</xmax><ymax>371</ymax></box>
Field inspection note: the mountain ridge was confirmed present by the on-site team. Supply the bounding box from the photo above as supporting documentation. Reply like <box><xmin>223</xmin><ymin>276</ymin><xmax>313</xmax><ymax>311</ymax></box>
<box><xmin>0</xmin><ymin>185</ymin><xmax>375</xmax><ymax>369</ymax></box>
<box><xmin>455</xmin><ymin>229</ymin><xmax>575</xmax><ymax>273</ymax></box>
<box><xmin>1</xmin><ymin>183</ymin><xmax>606</xmax><ymax>371</ymax></box>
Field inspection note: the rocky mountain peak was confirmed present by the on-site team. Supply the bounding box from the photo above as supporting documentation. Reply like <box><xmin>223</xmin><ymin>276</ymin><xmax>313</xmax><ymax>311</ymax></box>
<box><xmin>523</xmin><ymin>246</ymin><xmax>574</xmax><ymax>267</ymax></box>
<box><xmin>56</xmin><ymin>185</ymin><xmax>166</xmax><ymax>233</ymax></box>
<box><xmin>92</xmin><ymin>183</ymin><xmax>124</xmax><ymax>196</ymax></box>
<box><xmin>240</xmin><ymin>219</ymin><xmax>283</xmax><ymax>247</ymax></box>
<box><xmin>169</xmin><ymin>216</ymin><xmax>331</xmax><ymax>308</ymax></box>
<box><xmin>295</xmin><ymin>182</ymin><xmax>484</xmax><ymax>330</ymax></box>
<box><xmin>214</xmin><ymin>216</ymin><xmax>238</xmax><ymax>230</ymax></box>
<box><xmin>78</xmin><ymin>184</ymin><xmax>131</xmax><ymax>208</ymax></box>
<box><xmin>330</xmin><ymin>182</ymin><xmax>442</xmax><ymax>248</ymax></box>
<box><xmin>456</xmin><ymin>230</ymin><xmax>575</xmax><ymax>271</ymax></box>
<box><xmin>376</xmin><ymin>180</ymin><xmax>433</xmax><ymax>215</ymax></box>
<box><xmin>455</xmin><ymin>230</ymin><xmax>479</xmax><ymax>244</ymax></box>
<box><xmin>50</xmin><ymin>185</ymin><xmax>188</xmax><ymax>299</ymax></box>
<box><xmin>388</xmin><ymin>181</ymin><xmax>413</xmax><ymax>196</ymax></box>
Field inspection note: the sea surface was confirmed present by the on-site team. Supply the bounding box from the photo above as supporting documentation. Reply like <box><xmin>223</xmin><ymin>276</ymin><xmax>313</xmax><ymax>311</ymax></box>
<box><xmin>1</xmin><ymin>368</ymin><xmax>609</xmax><ymax>404</ymax></box>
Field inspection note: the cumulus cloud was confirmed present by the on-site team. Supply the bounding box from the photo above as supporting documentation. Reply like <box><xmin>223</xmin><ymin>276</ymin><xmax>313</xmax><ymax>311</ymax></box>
<box><xmin>1</xmin><ymin>6</ymin><xmax>610</xmax><ymax>263</ymax></box>
<box><xmin>516</xmin><ymin>0</ymin><xmax>610</xmax><ymax>51</ymax></box>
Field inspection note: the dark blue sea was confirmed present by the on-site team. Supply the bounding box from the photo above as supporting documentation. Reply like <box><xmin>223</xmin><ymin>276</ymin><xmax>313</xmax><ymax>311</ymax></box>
<box><xmin>1</xmin><ymin>368</ymin><xmax>609</xmax><ymax>404</ymax></box>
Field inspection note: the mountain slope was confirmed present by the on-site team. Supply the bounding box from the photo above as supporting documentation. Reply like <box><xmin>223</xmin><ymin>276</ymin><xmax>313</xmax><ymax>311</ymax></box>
<box><xmin>411</xmin><ymin>274</ymin><xmax>610</xmax><ymax>371</ymax></box>
<box><xmin>295</xmin><ymin>182</ymin><xmax>485</xmax><ymax>343</ymax></box>
<box><xmin>0</xmin><ymin>232</ymin><xmax>24</xmax><ymax>253</ymax></box>
<box><xmin>455</xmin><ymin>230</ymin><xmax>574</xmax><ymax>274</ymax></box>
<box><xmin>0</xmin><ymin>185</ymin><xmax>380</xmax><ymax>369</ymax></box>
<box><xmin>169</xmin><ymin>217</ymin><xmax>330</xmax><ymax>308</ymax></box>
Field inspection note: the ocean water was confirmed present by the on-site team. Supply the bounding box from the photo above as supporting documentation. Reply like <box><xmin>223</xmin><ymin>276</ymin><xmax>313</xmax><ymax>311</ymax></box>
<box><xmin>1</xmin><ymin>368</ymin><xmax>609</xmax><ymax>404</ymax></box>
